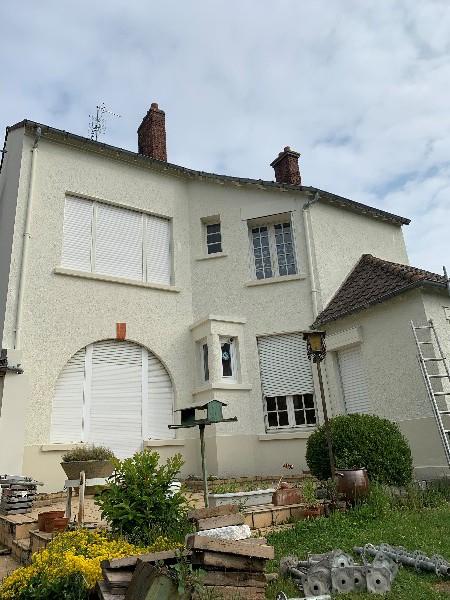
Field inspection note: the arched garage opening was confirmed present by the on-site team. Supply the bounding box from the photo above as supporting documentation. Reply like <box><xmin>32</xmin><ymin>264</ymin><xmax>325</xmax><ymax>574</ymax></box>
<box><xmin>50</xmin><ymin>340</ymin><xmax>174</xmax><ymax>458</ymax></box>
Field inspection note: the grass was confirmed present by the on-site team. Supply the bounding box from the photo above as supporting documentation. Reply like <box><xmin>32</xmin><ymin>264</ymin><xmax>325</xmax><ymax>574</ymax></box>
<box><xmin>266</xmin><ymin>487</ymin><xmax>450</xmax><ymax>599</ymax></box>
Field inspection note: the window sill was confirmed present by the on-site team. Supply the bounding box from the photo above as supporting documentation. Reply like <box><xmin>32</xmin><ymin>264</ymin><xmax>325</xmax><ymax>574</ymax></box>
<box><xmin>258</xmin><ymin>429</ymin><xmax>315</xmax><ymax>441</ymax></box>
<box><xmin>54</xmin><ymin>267</ymin><xmax>181</xmax><ymax>293</ymax></box>
<box><xmin>143</xmin><ymin>439</ymin><xmax>185</xmax><ymax>447</ymax></box>
<box><xmin>245</xmin><ymin>273</ymin><xmax>306</xmax><ymax>287</ymax></box>
<box><xmin>192</xmin><ymin>382</ymin><xmax>252</xmax><ymax>396</ymax></box>
<box><xmin>41</xmin><ymin>443</ymin><xmax>84</xmax><ymax>452</ymax></box>
<box><xmin>196</xmin><ymin>252</ymin><xmax>228</xmax><ymax>261</ymax></box>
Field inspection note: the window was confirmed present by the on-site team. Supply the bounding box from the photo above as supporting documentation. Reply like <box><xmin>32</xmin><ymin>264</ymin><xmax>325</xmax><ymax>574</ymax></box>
<box><xmin>337</xmin><ymin>346</ymin><xmax>370</xmax><ymax>414</ymax></box>
<box><xmin>50</xmin><ymin>340</ymin><xmax>175</xmax><ymax>458</ymax></box>
<box><xmin>206</xmin><ymin>222</ymin><xmax>222</xmax><ymax>254</ymax></box>
<box><xmin>200</xmin><ymin>342</ymin><xmax>209</xmax><ymax>382</ymax></box>
<box><xmin>220</xmin><ymin>337</ymin><xmax>237</xmax><ymax>380</ymax></box>
<box><xmin>250</xmin><ymin>220</ymin><xmax>297</xmax><ymax>280</ymax></box>
<box><xmin>257</xmin><ymin>333</ymin><xmax>317</xmax><ymax>429</ymax></box>
<box><xmin>61</xmin><ymin>196</ymin><xmax>171</xmax><ymax>285</ymax></box>
<box><xmin>266</xmin><ymin>394</ymin><xmax>316</xmax><ymax>428</ymax></box>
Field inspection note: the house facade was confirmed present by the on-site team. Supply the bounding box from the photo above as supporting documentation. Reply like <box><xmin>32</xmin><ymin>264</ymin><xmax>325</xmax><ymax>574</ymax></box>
<box><xmin>0</xmin><ymin>103</ymin><xmax>431</xmax><ymax>492</ymax></box>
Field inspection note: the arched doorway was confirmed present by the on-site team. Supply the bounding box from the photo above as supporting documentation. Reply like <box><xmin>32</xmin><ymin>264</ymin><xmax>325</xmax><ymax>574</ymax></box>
<box><xmin>50</xmin><ymin>340</ymin><xmax>174</xmax><ymax>458</ymax></box>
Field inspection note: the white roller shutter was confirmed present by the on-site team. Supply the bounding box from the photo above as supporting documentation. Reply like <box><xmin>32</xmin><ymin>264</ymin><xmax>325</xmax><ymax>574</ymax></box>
<box><xmin>257</xmin><ymin>333</ymin><xmax>314</xmax><ymax>396</ymax></box>
<box><xmin>88</xmin><ymin>341</ymin><xmax>143</xmax><ymax>458</ymax></box>
<box><xmin>147</xmin><ymin>353</ymin><xmax>174</xmax><ymax>439</ymax></box>
<box><xmin>146</xmin><ymin>216</ymin><xmax>171</xmax><ymax>285</ymax></box>
<box><xmin>50</xmin><ymin>348</ymin><xmax>85</xmax><ymax>443</ymax></box>
<box><xmin>95</xmin><ymin>204</ymin><xmax>143</xmax><ymax>281</ymax></box>
<box><xmin>61</xmin><ymin>197</ymin><xmax>93</xmax><ymax>272</ymax></box>
<box><xmin>337</xmin><ymin>346</ymin><xmax>370</xmax><ymax>414</ymax></box>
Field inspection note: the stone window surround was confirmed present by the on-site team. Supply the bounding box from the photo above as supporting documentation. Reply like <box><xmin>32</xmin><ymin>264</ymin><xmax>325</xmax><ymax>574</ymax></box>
<box><xmin>190</xmin><ymin>315</ymin><xmax>250</xmax><ymax>394</ymax></box>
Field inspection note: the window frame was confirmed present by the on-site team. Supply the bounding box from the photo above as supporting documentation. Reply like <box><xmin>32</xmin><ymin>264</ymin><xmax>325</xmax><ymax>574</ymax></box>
<box><xmin>248</xmin><ymin>217</ymin><xmax>297</xmax><ymax>280</ymax></box>
<box><xmin>198</xmin><ymin>339</ymin><xmax>210</xmax><ymax>383</ymax></box>
<box><xmin>220</xmin><ymin>336</ymin><xmax>238</xmax><ymax>382</ymax></box>
<box><xmin>61</xmin><ymin>196</ymin><xmax>172</xmax><ymax>285</ymax></box>
<box><xmin>205</xmin><ymin>221</ymin><xmax>222</xmax><ymax>255</ymax></box>
<box><xmin>264</xmin><ymin>393</ymin><xmax>317</xmax><ymax>430</ymax></box>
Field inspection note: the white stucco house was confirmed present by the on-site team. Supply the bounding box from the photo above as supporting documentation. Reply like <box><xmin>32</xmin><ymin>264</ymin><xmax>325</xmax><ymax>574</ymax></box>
<box><xmin>0</xmin><ymin>102</ymin><xmax>448</xmax><ymax>491</ymax></box>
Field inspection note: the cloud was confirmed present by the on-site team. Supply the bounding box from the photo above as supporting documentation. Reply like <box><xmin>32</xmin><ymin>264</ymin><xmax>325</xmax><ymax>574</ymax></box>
<box><xmin>0</xmin><ymin>0</ymin><xmax>449</xmax><ymax>272</ymax></box>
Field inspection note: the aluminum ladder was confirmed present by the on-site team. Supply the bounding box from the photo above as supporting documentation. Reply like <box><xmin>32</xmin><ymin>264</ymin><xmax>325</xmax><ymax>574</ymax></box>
<box><xmin>411</xmin><ymin>319</ymin><xmax>450</xmax><ymax>468</ymax></box>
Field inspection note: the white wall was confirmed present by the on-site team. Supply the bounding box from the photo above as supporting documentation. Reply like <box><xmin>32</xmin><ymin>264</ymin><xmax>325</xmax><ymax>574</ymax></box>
<box><xmin>323</xmin><ymin>289</ymin><xmax>449</xmax><ymax>475</ymax></box>
<box><xmin>0</xmin><ymin>128</ymin><xmax>24</xmax><ymax>344</ymax></box>
<box><xmin>309</xmin><ymin>201</ymin><xmax>409</xmax><ymax>308</ymax></box>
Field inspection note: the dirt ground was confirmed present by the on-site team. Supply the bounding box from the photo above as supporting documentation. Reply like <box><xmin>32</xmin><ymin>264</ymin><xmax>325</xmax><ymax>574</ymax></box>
<box><xmin>0</xmin><ymin>553</ymin><xmax>19</xmax><ymax>582</ymax></box>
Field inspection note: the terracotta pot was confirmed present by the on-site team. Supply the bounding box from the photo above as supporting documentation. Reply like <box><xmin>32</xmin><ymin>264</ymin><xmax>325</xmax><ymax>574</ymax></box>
<box><xmin>60</xmin><ymin>460</ymin><xmax>114</xmax><ymax>480</ymax></box>
<box><xmin>272</xmin><ymin>488</ymin><xmax>302</xmax><ymax>506</ymax></box>
<box><xmin>45</xmin><ymin>516</ymin><xmax>69</xmax><ymax>533</ymax></box>
<box><xmin>336</xmin><ymin>468</ymin><xmax>369</xmax><ymax>503</ymax></box>
<box><xmin>38</xmin><ymin>511</ymin><xmax>65</xmax><ymax>532</ymax></box>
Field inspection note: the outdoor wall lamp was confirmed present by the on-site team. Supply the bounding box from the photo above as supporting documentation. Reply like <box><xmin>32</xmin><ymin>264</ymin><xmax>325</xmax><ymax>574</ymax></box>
<box><xmin>302</xmin><ymin>330</ymin><xmax>335</xmax><ymax>477</ymax></box>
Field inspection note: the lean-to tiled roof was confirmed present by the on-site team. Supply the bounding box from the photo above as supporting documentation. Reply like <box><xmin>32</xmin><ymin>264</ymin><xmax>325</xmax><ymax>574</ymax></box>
<box><xmin>312</xmin><ymin>254</ymin><xmax>447</xmax><ymax>327</ymax></box>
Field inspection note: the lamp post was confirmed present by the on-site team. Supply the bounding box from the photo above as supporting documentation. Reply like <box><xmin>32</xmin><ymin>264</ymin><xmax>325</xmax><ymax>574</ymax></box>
<box><xmin>302</xmin><ymin>330</ymin><xmax>336</xmax><ymax>478</ymax></box>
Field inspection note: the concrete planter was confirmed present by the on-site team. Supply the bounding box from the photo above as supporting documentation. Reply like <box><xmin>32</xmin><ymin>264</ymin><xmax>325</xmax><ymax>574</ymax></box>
<box><xmin>60</xmin><ymin>460</ymin><xmax>114</xmax><ymax>480</ymax></box>
<box><xmin>208</xmin><ymin>488</ymin><xmax>275</xmax><ymax>508</ymax></box>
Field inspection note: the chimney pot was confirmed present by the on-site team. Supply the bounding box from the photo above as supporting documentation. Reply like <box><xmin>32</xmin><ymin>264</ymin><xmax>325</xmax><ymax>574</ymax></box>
<box><xmin>138</xmin><ymin>102</ymin><xmax>167</xmax><ymax>161</ymax></box>
<box><xmin>270</xmin><ymin>146</ymin><xmax>301</xmax><ymax>186</ymax></box>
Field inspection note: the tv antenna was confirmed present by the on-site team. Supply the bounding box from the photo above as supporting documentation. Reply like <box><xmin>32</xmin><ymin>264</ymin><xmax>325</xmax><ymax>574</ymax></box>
<box><xmin>89</xmin><ymin>103</ymin><xmax>121</xmax><ymax>141</ymax></box>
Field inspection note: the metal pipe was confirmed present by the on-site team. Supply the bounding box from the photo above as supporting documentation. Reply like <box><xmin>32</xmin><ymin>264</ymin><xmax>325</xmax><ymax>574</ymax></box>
<box><xmin>354</xmin><ymin>546</ymin><xmax>450</xmax><ymax>577</ymax></box>
<box><xmin>303</xmin><ymin>193</ymin><xmax>321</xmax><ymax>318</ymax></box>
<box><xmin>199</xmin><ymin>424</ymin><xmax>209</xmax><ymax>508</ymax></box>
<box><xmin>316</xmin><ymin>360</ymin><xmax>336</xmax><ymax>477</ymax></box>
<box><xmin>14</xmin><ymin>127</ymin><xmax>41</xmax><ymax>349</ymax></box>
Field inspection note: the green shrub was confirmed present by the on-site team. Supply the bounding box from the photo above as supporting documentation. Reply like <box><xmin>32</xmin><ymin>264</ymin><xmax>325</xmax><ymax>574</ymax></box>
<box><xmin>306</xmin><ymin>414</ymin><xmax>413</xmax><ymax>485</ymax></box>
<box><xmin>62</xmin><ymin>445</ymin><xmax>115</xmax><ymax>462</ymax></box>
<box><xmin>95</xmin><ymin>450</ymin><xmax>191</xmax><ymax>545</ymax></box>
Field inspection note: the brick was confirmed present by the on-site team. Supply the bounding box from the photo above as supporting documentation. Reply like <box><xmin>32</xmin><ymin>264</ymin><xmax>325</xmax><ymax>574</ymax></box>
<box><xmin>137</xmin><ymin>103</ymin><xmax>167</xmax><ymax>161</ymax></box>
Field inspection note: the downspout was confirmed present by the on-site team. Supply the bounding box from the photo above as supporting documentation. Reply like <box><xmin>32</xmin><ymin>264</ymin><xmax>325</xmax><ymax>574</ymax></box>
<box><xmin>14</xmin><ymin>127</ymin><xmax>41</xmax><ymax>349</ymax></box>
<box><xmin>443</xmin><ymin>266</ymin><xmax>450</xmax><ymax>297</ymax></box>
<box><xmin>303</xmin><ymin>192</ymin><xmax>321</xmax><ymax>318</ymax></box>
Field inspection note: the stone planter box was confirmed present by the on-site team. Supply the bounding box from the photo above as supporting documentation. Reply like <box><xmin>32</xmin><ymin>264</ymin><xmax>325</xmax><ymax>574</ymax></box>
<box><xmin>208</xmin><ymin>488</ymin><xmax>275</xmax><ymax>508</ymax></box>
<box><xmin>60</xmin><ymin>460</ymin><xmax>114</xmax><ymax>481</ymax></box>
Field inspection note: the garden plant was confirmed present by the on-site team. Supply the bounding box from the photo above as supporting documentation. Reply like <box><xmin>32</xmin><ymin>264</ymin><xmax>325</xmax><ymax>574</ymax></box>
<box><xmin>95</xmin><ymin>450</ymin><xmax>192</xmax><ymax>545</ymax></box>
<box><xmin>306</xmin><ymin>413</ymin><xmax>413</xmax><ymax>485</ymax></box>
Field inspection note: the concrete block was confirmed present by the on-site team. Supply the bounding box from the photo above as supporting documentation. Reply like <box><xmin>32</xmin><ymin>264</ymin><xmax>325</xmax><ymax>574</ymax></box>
<box><xmin>252</xmin><ymin>511</ymin><xmax>273</xmax><ymax>529</ymax></box>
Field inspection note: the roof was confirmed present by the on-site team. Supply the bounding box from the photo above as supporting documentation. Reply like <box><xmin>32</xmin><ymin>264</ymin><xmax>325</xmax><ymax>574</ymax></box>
<box><xmin>312</xmin><ymin>254</ymin><xmax>447</xmax><ymax>327</ymax></box>
<box><xmin>3</xmin><ymin>119</ymin><xmax>410</xmax><ymax>226</ymax></box>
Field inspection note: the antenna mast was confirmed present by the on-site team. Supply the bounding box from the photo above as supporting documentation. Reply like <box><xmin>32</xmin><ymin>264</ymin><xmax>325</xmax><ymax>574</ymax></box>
<box><xmin>89</xmin><ymin>103</ymin><xmax>121</xmax><ymax>141</ymax></box>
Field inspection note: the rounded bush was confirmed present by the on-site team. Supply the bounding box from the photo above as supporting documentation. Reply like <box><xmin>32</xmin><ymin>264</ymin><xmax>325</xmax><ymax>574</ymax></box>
<box><xmin>306</xmin><ymin>413</ymin><xmax>413</xmax><ymax>485</ymax></box>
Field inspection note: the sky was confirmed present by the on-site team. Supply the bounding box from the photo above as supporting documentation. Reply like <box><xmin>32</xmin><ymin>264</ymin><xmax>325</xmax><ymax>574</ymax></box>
<box><xmin>1</xmin><ymin>1</ymin><xmax>449</xmax><ymax>273</ymax></box>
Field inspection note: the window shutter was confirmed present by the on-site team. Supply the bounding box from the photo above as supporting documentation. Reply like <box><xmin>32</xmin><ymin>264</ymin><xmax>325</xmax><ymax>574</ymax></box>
<box><xmin>146</xmin><ymin>216</ymin><xmax>171</xmax><ymax>284</ymax></box>
<box><xmin>61</xmin><ymin>197</ymin><xmax>93</xmax><ymax>272</ymax></box>
<box><xmin>89</xmin><ymin>340</ymin><xmax>143</xmax><ymax>458</ymax></box>
<box><xmin>50</xmin><ymin>348</ymin><xmax>85</xmax><ymax>442</ymax></box>
<box><xmin>337</xmin><ymin>346</ymin><xmax>370</xmax><ymax>414</ymax></box>
<box><xmin>147</xmin><ymin>352</ymin><xmax>175</xmax><ymax>439</ymax></box>
<box><xmin>95</xmin><ymin>204</ymin><xmax>143</xmax><ymax>281</ymax></box>
<box><xmin>257</xmin><ymin>333</ymin><xmax>314</xmax><ymax>396</ymax></box>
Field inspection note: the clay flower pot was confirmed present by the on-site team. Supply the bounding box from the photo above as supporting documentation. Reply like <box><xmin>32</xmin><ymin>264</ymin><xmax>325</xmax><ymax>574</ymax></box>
<box><xmin>45</xmin><ymin>516</ymin><xmax>69</xmax><ymax>533</ymax></box>
<box><xmin>38</xmin><ymin>510</ymin><xmax>65</xmax><ymax>532</ymax></box>
<box><xmin>60</xmin><ymin>460</ymin><xmax>114</xmax><ymax>480</ymax></box>
<box><xmin>301</xmin><ymin>504</ymin><xmax>324</xmax><ymax>519</ymax></box>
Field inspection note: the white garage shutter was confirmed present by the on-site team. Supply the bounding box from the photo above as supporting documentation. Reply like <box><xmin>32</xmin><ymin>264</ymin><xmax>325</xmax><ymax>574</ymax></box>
<box><xmin>337</xmin><ymin>346</ymin><xmax>370</xmax><ymax>414</ymax></box>
<box><xmin>147</xmin><ymin>353</ymin><xmax>175</xmax><ymax>439</ymax></box>
<box><xmin>88</xmin><ymin>341</ymin><xmax>143</xmax><ymax>459</ymax></box>
<box><xmin>50</xmin><ymin>348</ymin><xmax>85</xmax><ymax>443</ymax></box>
<box><xmin>257</xmin><ymin>333</ymin><xmax>314</xmax><ymax>396</ymax></box>
<box><xmin>146</xmin><ymin>216</ymin><xmax>171</xmax><ymax>285</ymax></box>
<box><xmin>61</xmin><ymin>197</ymin><xmax>93</xmax><ymax>272</ymax></box>
<box><xmin>95</xmin><ymin>204</ymin><xmax>143</xmax><ymax>281</ymax></box>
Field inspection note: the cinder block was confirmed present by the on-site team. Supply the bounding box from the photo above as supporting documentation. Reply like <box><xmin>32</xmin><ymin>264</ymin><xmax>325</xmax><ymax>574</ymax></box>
<box><xmin>243</xmin><ymin>514</ymin><xmax>254</xmax><ymax>528</ymax></box>
<box><xmin>272</xmin><ymin>508</ymin><xmax>291</xmax><ymax>525</ymax></box>
<box><xmin>252</xmin><ymin>511</ymin><xmax>273</xmax><ymax>529</ymax></box>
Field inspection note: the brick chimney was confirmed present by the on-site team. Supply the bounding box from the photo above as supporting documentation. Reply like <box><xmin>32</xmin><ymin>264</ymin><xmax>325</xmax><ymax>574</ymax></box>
<box><xmin>270</xmin><ymin>146</ymin><xmax>301</xmax><ymax>186</ymax></box>
<box><xmin>137</xmin><ymin>103</ymin><xmax>167</xmax><ymax>161</ymax></box>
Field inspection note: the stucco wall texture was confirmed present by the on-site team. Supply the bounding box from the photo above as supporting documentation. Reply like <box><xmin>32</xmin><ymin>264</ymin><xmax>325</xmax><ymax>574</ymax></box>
<box><xmin>0</xmin><ymin>128</ymin><xmax>416</xmax><ymax>489</ymax></box>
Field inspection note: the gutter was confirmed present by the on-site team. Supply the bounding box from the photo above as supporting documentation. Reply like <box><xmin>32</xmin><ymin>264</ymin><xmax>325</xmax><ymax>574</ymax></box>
<box><xmin>303</xmin><ymin>192</ymin><xmax>321</xmax><ymax>318</ymax></box>
<box><xmin>14</xmin><ymin>126</ymin><xmax>41</xmax><ymax>349</ymax></box>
